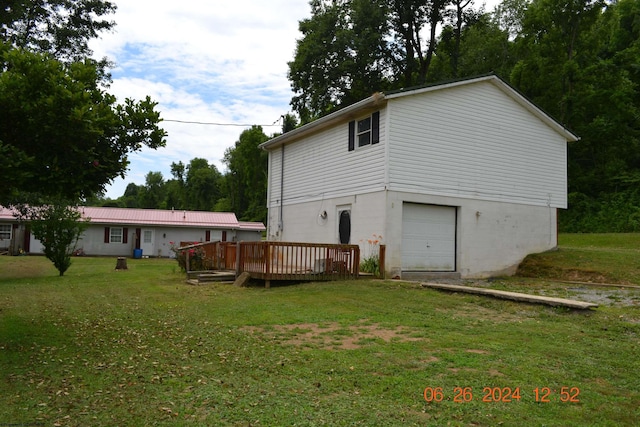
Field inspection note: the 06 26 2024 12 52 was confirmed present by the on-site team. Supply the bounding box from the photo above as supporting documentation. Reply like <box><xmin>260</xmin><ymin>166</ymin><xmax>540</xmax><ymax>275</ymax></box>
<box><xmin>423</xmin><ymin>386</ymin><xmax>581</xmax><ymax>403</ymax></box>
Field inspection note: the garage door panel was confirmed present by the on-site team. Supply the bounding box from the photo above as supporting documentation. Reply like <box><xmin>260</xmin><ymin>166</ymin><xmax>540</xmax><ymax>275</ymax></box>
<box><xmin>402</xmin><ymin>204</ymin><xmax>456</xmax><ymax>271</ymax></box>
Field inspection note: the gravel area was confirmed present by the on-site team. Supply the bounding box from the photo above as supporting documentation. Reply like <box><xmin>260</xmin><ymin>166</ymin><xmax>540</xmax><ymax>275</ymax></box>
<box><xmin>420</xmin><ymin>279</ymin><xmax>640</xmax><ymax>307</ymax></box>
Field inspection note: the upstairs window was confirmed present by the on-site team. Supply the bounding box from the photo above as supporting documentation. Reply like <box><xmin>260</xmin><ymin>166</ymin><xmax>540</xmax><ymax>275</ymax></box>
<box><xmin>348</xmin><ymin>111</ymin><xmax>380</xmax><ymax>151</ymax></box>
<box><xmin>357</xmin><ymin>117</ymin><xmax>372</xmax><ymax>147</ymax></box>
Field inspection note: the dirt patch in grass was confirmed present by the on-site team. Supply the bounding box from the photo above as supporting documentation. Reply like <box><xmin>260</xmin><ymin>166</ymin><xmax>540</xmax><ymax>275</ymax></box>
<box><xmin>242</xmin><ymin>321</ymin><xmax>426</xmax><ymax>350</ymax></box>
<box><xmin>517</xmin><ymin>258</ymin><xmax>612</xmax><ymax>283</ymax></box>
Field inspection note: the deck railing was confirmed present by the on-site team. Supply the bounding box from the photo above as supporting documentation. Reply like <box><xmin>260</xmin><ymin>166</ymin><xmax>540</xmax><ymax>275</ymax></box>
<box><xmin>237</xmin><ymin>241</ymin><xmax>360</xmax><ymax>285</ymax></box>
<box><xmin>179</xmin><ymin>241</ymin><xmax>360</xmax><ymax>285</ymax></box>
<box><xmin>179</xmin><ymin>241</ymin><xmax>236</xmax><ymax>272</ymax></box>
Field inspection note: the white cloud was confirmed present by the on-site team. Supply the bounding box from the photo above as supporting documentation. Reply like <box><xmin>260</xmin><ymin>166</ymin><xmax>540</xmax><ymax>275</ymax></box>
<box><xmin>91</xmin><ymin>0</ymin><xmax>503</xmax><ymax>199</ymax></box>
<box><xmin>90</xmin><ymin>0</ymin><xmax>310</xmax><ymax>198</ymax></box>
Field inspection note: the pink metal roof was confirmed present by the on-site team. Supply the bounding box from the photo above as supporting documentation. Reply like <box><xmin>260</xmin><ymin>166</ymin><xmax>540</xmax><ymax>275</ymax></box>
<box><xmin>0</xmin><ymin>207</ymin><xmax>16</xmax><ymax>220</ymax></box>
<box><xmin>0</xmin><ymin>206</ymin><xmax>258</xmax><ymax>230</ymax></box>
<box><xmin>81</xmin><ymin>207</ymin><xmax>239</xmax><ymax>228</ymax></box>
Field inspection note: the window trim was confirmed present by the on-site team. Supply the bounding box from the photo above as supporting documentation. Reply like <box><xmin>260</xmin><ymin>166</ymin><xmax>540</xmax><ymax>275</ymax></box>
<box><xmin>110</xmin><ymin>227</ymin><xmax>123</xmax><ymax>244</ymax></box>
<box><xmin>104</xmin><ymin>226</ymin><xmax>129</xmax><ymax>244</ymax></box>
<box><xmin>0</xmin><ymin>224</ymin><xmax>12</xmax><ymax>241</ymax></box>
<box><xmin>357</xmin><ymin>116</ymin><xmax>372</xmax><ymax>147</ymax></box>
<box><xmin>348</xmin><ymin>111</ymin><xmax>380</xmax><ymax>151</ymax></box>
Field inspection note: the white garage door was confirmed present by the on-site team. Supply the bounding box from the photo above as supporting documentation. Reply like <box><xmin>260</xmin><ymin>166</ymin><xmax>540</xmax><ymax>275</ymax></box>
<box><xmin>402</xmin><ymin>203</ymin><xmax>456</xmax><ymax>271</ymax></box>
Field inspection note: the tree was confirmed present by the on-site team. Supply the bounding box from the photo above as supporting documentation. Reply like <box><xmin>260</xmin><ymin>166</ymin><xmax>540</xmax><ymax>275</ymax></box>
<box><xmin>387</xmin><ymin>0</ymin><xmax>449</xmax><ymax>86</ymax></box>
<box><xmin>510</xmin><ymin>0</ymin><xmax>605</xmax><ymax>122</ymax></box>
<box><xmin>223</xmin><ymin>126</ymin><xmax>269</xmax><ymax>222</ymax></box>
<box><xmin>1</xmin><ymin>0</ymin><xmax>166</xmax><ymax>206</ymax></box>
<box><xmin>14</xmin><ymin>201</ymin><xmax>90</xmax><ymax>276</ymax></box>
<box><xmin>502</xmin><ymin>0</ymin><xmax>640</xmax><ymax>232</ymax></box>
<box><xmin>140</xmin><ymin>171</ymin><xmax>166</xmax><ymax>209</ymax></box>
<box><xmin>289</xmin><ymin>0</ymin><xmax>455</xmax><ymax>120</ymax></box>
<box><xmin>289</xmin><ymin>0</ymin><xmax>391</xmax><ymax>122</ymax></box>
<box><xmin>0</xmin><ymin>45</ymin><xmax>167</xmax><ymax>205</ymax></box>
<box><xmin>431</xmin><ymin>9</ymin><xmax>514</xmax><ymax>80</ymax></box>
<box><xmin>1</xmin><ymin>0</ymin><xmax>117</xmax><ymax>62</ymax></box>
<box><xmin>121</xmin><ymin>183</ymin><xmax>143</xmax><ymax>208</ymax></box>
<box><xmin>184</xmin><ymin>159</ymin><xmax>222</xmax><ymax>211</ymax></box>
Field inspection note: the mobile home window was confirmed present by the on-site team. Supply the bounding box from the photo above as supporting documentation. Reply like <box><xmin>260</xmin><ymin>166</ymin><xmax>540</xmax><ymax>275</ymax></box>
<box><xmin>110</xmin><ymin>227</ymin><xmax>123</xmax><ymax>243</ymax></box>
<box><xmin>0</xmin><ymin>224</ymin><xmax>11</xmax><ymax>240</ymax></box>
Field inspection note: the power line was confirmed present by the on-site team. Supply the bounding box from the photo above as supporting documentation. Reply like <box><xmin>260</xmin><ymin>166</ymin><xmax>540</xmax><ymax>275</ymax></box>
<box><xmin>164</xmin><ymin>118</ymin><xmax>282</xmax><ymax>127</ymax></box>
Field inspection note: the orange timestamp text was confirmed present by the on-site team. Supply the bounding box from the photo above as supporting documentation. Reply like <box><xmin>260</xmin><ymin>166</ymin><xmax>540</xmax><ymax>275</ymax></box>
<box><xmin>423</xmin><ymin>386</ymin><xmax>580</xmax><ymax>403</ymax></box>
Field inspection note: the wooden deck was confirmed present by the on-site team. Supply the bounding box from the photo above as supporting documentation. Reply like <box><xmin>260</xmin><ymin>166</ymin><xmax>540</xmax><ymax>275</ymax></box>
<box><xmin>179</xmin><ymin>241</ymin><xmax>360</xmax><ymax>287</ymax></box>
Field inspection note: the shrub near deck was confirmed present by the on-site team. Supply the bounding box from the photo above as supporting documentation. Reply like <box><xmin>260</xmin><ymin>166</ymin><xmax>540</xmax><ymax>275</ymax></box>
<box><xmin>0</xmin><ymin>252</ymin><xmax>638</xmax><ymax>426</ymax></box>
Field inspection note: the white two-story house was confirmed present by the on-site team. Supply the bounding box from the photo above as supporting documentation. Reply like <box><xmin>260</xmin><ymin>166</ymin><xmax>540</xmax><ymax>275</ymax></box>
<box><xmin>259</xmin><ymin>75</ymin><xmax>579</xmax><ymax>279</ymax></box>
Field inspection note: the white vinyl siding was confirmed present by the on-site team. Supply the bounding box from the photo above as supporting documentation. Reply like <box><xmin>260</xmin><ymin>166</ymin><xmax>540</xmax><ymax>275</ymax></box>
<box><xmin>387</xmin><ymin>82</ymin><xmax>567</xmax><ymax>208</ymax></box>
<box><xmin>268</xmin><ymin>110</ymin><xmax>387</xmax><ymax>208</ymax></box>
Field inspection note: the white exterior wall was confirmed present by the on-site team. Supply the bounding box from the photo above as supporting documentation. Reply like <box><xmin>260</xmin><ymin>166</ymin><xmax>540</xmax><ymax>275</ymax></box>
<box><xmin>267</xmin><ymin>110</ymin><xmax>387</xmax><ymax>239</ymax></box>
<box><xmin>29</xmin><ymin>226</ymin><xmax>239</xmax><ymax>257</ymax></box>
<box><xmin>385</xmin><ymin>191</ymin><xmax>557</xmax><ymax>278</ymax></box>
<box><xmin>237</xmin><ymin>230</ymin><xmax>263</xmax><ymax>242</ymax></box>
<box><xmin>274</xmin><ymin>191</ymin><xmax>387</xmax><ymax>258</ymax></box>
<box><xmin>263</xmin><ymin>78</ymin><xmax>570</xmax><ymax>279</ymax></box>
<box><xmin>387</xmin><ymin>81</ymin><xmax>568</xmax><ymax>208</ymax></box>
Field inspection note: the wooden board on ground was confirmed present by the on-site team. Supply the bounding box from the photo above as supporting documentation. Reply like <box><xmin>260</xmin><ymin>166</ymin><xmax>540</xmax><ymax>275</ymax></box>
<box><xmin>234</xmin><ymin>271</ymin><xmax>252</xmax><ymax>287</ymax></box>
<box><xmin>421</xmin><ymin>282</ymin><xmax>598</xmax><ymax>309</ymax></box>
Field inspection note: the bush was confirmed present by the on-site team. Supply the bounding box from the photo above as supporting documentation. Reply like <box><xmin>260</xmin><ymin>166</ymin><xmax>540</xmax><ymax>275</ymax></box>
<box><xmin>560</xmin><ymin>191</ymin><xmax>640</xmax><ymax>232</ymax></box>
<box><xmin>170</xmin><ymin>242</ymin><xmax>208</xmax><ymax>271</ymax></box>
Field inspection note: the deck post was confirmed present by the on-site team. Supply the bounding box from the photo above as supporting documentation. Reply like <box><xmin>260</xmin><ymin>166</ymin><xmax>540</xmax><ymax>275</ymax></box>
<box><xmin>235</xmin><ymin>241</ymin><xmax>243</xmax><ymax>278</ymax></box>
<box><xmin>378</xmin><ymin>245</ymin><xmax>386</xmax><ymax>279</ymax></box>
<box><xmin>353</xmin><ymin>246</ymin><xmax>360</xmax><ymax>279</ymax></box>
<box><xmin>265</xmin><ymin>242</ymin><xmax>270</xmax><ymax>277</ymax></box>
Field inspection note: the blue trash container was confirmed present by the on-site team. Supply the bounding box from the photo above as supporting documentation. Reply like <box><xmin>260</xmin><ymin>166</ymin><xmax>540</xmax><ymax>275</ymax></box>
<box><xmin>133</xmin><ymin>248</ymin><xmax>143</xmax><ymax>259</ymax></box>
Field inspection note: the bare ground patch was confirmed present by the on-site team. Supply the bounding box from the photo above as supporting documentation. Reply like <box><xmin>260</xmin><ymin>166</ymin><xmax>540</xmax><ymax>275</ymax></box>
<box><xmin>241</xmin><ymin>320</ymin><xmax>426</xmax><ymax>350</ymax></box>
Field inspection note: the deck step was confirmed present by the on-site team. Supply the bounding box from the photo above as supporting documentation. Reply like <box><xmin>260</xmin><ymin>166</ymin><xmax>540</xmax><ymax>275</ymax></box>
<box><xmin>197</xmin><ymin>272</ymin><xmax>235</xmax><ymax>282</ymax></box>
<box><xmin>186</xmin><ymin>270</ymin><xmax>236</xmax><ymax>284</ymax></box>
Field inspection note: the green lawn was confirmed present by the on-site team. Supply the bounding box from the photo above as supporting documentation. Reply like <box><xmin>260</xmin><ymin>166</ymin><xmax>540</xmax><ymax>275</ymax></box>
<box><xmin>1</xmin><ymin>236</ymin><xmax>639</xmax><ymax>426</ymax></box>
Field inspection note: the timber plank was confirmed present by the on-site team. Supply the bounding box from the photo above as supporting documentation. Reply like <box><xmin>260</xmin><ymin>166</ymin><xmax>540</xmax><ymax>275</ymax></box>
<box><xmin>421</xmin><ymin>283</ymin><xmax>598</xmax><ymax>309</ymax></box>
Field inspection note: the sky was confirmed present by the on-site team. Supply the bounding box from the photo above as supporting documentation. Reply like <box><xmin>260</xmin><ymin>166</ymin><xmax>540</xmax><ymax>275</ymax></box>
<box><xmin>89</xmin><ymin>0</ymin><xmax>311</xmax><ymax>199</ymax></box>
<box><xmin>90</xmin><ymin>0</ymin><xmax>499</xmax><ymax>200</ymax></box>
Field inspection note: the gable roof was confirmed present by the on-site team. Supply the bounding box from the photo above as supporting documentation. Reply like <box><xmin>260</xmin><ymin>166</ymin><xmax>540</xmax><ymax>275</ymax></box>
<box><xmin>81</xmin><ymin>207</ymin><xmax>239</xmax><ymax>228</ymax></box>
<box><xmin>0</xmin><ymin>206</ymin><xmax>265</xmax><ymax>231</ymax></box>
<box><xmin>259</xmin><ymin>74</ymin><xmax>579</xmax><ymax>151</ymax></box>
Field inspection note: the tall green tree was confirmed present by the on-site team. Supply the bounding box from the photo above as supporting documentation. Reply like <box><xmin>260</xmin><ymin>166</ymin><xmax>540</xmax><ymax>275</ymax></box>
<box><xmin>289</xmin><ymin>0</ymin><xmax>391</xmax><ymax>123</ymax></box>
<box><xmin>510</xmin><ymin>0</ymin><xmax>605</xmax><ymax>123</ymax></box>
<box><xmin>1</xmin><ymin>0</ymin><xmax>116</xmax><ymax>62</ymax></box>
<box><xmin>289</xmin><ymin>0</ymin><xmax>454</xmax><ymax>121</ymax></box>
<box><xmin>430</xmin><ymin>4</ymin><xmax>513</xmax><ymax>80</ymax></box>
<box><xmin>121</xmin><ymin>183</ymin><xmax>143</xmax><ymax>208</ymax></box>
<box><xmin>223</xmin><ymin>126</ymin><xmax>269</xmax><ymax>222</ymax></box>
<box><xmin>1</xmin><ymin>0</ymin><xmax>166</xmax><ymax>207</ymax></box>
<box><xmin>184</xmin><ymin>159</ymin><xmax>222</xmax><ymax>211</ymax></box>
<box><xmin>388</xmin><ymin>0</ymin><xmax>449</xmax><ymax>86</ymax></box>
<box><xmin>501</xmin><ymin>0</ymin><xmax>640</xmax><ymax>231</ymax></box>
<box><xmin>0</xmin><ymin>45</ymin><xmax>167</xmax><ymax>205</ymax></box>
<box><xmin>140</xmin><ymin>172</ymin><xmax>166</xmax><ymax>209</ymax></box>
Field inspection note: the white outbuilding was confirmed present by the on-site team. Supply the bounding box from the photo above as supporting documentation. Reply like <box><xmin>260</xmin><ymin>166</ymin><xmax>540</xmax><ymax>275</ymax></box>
<box><xmin>259</xmin><ymin>75</ymin><xmax>579</xmax><ymax>279</ymax></box>
<box><xmin>0</xmin><ymin>206</ymin><xmax>264</xmax><ymax>257</ymax></box>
